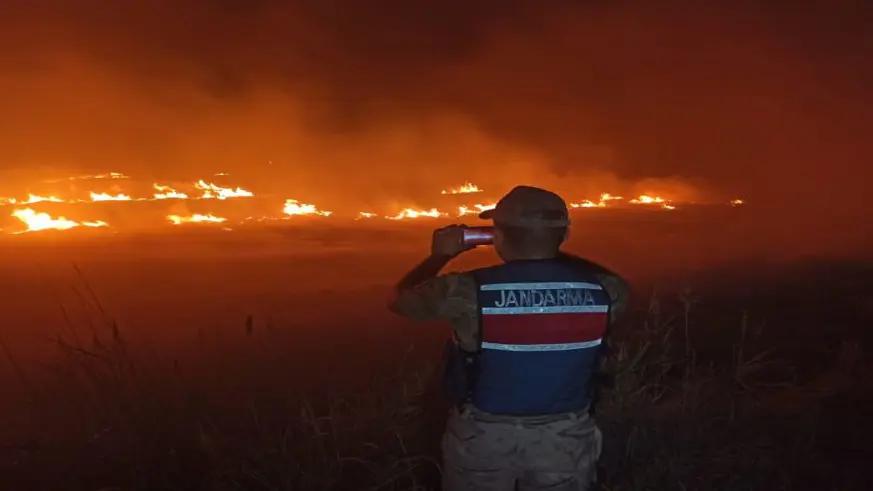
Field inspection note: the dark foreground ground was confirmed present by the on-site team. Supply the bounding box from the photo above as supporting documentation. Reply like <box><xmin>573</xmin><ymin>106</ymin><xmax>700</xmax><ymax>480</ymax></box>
<box><xmin>0</xmin><ymin>214</ymin><xmax>871</xmax><ymax>490</ymax></box>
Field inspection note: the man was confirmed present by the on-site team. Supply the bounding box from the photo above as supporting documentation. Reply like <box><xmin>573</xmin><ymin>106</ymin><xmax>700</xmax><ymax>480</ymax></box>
<box><xmin>388</xmin><ymin>185</ymin><xmax>630</xmax><ymax>491</ymax></box>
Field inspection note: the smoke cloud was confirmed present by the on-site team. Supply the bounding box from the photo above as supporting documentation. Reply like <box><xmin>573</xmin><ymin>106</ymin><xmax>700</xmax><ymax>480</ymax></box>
<box><xmin>1</xmin><ymin>0</ymin><xmax>871</xmax><ymax>250</ymax></box>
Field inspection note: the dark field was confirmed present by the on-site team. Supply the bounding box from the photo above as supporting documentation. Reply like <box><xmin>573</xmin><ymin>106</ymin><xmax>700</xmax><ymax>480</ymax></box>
<box><xmin>1</xmin><ymin>207</ymin><xmax>871</xmax><ymax>490</ymax></box>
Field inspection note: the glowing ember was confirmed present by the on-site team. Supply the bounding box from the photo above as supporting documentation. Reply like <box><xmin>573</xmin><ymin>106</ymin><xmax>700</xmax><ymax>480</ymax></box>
<box><xmin>388</xmin><ymin>208</ymin><xmax>446</xmax><ymax>220</ymax></box>
<box><xmin>152</xmin><ymin>184</ymin><xmax>189</xmax><ymax>200</ymax></box>
<box><xmin>356</xmin><ymin>212</ymin><xmax>377</xmax><ymax>219</ymax></box>
<box><xmin>283</xmin><ymin>199</ymin><xmax>332</xmax><ymax>216</ymax></box>
<box><xmin>0</xmin><ymin>197</ymin><xmax>17</xmax><ymax>206</ymax></box>
<box><xmin>167</xmin><ymin>214</ymin><xmax>227</xmax><ymax>225</ymax></box>
<box><xmin>662</xmin><ymin>204</ymin><xmax>676</xmax><ymax>210</ymax></box>
<box><xmin>11</xmin><ymin>208</ymin><xmax>108</xmax><ymax>233</ymax></box>
<box><xmin>441</xmin><ymin>182</ymin><xmax>482</xmax><ymax>194</ymax></box>
<box><xmin>730</xmin><ymin>199</ymin><xmax>744</xmax><ymax>206</ymax></box>
<box><xmin>90</xmin><ymin>192</ymin><xmax>133</xmax><ymax>202</ymax></box>
<box><xmin>195</xmin><ymin>180</ymin><xmax>254</xmax><ymax>200</ymax></box>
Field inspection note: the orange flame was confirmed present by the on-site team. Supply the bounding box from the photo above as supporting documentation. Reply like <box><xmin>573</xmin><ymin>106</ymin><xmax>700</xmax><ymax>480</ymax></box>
<box><xmin>12</xmin><ymin>208</ymin><xmax>108</xmax><ymax>233</ymax></box>
<box><xmin>0</xmin><ymin>172</ymin><xmax>744</xmax><ymax>234</ymax></box>
<box><xmin>90</xmin><ymin>192</ymin><xmax>133</xmax><ymax>202</ymax></box>
<box><xmin>76</xmin><ymin>172</ymin><xmax>129</xmax><ymax>180</ymax></box>
<box><xmin>629</xmin><ymin>195</ymin><xmax>666</xmax><ymax>204</ymax></box>
<box><xmin>195</xmin><ymin>180</ymin><xmax>254</xmax><ymax>200</ymax></box>
<box><xmin>569</xmin><ymin>193</ymin><xmax>625</xmax><ymax>208</ymax></box>
<box><xmin>167</xmin><ymin>213</ymin><xmax>227</xmax><ymax>225</ymax></box>
<box><xmin>441</xmin><ymin>182</ymin><xmax>482</xmax><ymax>194</ymax></box>
<box><xmin>23</xmin><ymin>194</ymin><xmax>64</xmax><ymax>204</ymax></box>
<box><xmin>458</xmin><ymin>203</ymin><xmax>496</xmax><ymax>216</ymax></box>
<box><xmin>388</xmin><ymin>208</ymin><xmax>446</xmax><ymax>220</ymax></box>
<box><xmin>152</xmin><ymin>184</ymin><xmax>189</xmax><ymax>200</ymax></box>
<box><xmin>282</xmin><ymin>199</ymin><xmax>332</xmax><ymax>216</ymax></box>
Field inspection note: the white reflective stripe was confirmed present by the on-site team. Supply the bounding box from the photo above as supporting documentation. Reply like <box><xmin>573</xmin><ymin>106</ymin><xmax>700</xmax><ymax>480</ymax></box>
<box><xmin>480</xmin><ymin>282</ymin><xmax>602</xmax><ymax>291</ymax></box>
<box><xmin>482</xmin><ymin>339</ymin><xmax>602</xmax><ymax>351</ymax></box>
<box><xmin>482</xmin><ymin>305</ymin><xmax>609</xmax><ymax>315</ymax></box>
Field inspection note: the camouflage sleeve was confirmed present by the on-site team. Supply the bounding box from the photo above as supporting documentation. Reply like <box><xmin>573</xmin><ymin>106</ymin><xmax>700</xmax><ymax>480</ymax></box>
<box><xmin>389</xmin><ymin>272</ymin><xmax>478</xmax><ymax>322</ymax></box>
<box><xmin>597</xmin><ymin>273</ymin><xmax>630</xmax><ymax>323</ymax></box>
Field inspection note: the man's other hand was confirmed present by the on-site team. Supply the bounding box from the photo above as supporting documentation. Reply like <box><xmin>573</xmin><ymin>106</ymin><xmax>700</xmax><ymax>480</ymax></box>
<box><xmin>432</xmin><ymin>225</ymin><xmax>474</xmax><ymax>258</ymax></box>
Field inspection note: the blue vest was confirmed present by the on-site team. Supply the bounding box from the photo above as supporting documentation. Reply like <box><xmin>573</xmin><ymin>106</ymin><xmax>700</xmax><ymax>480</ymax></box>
<box><xmin>467</xmin><ymin>259</ymin><xmax>611</xmax><ymax>415</ymax></box>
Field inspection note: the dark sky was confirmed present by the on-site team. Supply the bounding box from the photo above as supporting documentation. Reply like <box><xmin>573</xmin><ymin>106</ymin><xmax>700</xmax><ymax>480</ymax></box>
<box><xmin>1</xmin><ymin>0</ymin><xmax>871</xmax><ymax>224</ymax></box>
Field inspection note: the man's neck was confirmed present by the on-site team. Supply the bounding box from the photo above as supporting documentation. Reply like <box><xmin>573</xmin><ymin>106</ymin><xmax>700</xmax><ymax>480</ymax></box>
<box><xmin>503</xmin><ymin>252</ymin><xmax>558</xmax><ymax>262</ymax></box>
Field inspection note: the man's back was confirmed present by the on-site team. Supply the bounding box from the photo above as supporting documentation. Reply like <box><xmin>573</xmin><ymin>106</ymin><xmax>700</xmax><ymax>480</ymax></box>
<box><xmin>388</xmin><ymin>185</ymin><xmax>629</xmax><ymax>491</ymax></box>
<box><xmin>466</xmin><ymin>258</ymin><xmax>612</xmax><ymax>415</ymax></box>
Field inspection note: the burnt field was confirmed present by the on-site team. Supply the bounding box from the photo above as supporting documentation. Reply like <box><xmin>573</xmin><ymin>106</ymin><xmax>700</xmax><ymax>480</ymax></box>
<box><xmin>0</xmin><ymin>207</ymin><xmax>872</xmax><ymax>490</ymax></box>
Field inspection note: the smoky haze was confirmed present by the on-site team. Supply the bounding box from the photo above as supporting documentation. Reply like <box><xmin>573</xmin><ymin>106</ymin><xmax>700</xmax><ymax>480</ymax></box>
<box><xmin>1</xmin><ymin>0</ymin><xmax>871</xmax><ymax>252</ymax></box>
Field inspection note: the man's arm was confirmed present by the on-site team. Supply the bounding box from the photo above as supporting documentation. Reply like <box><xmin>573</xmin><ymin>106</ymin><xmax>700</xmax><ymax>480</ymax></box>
<box><xmin>388</xmin><ymin>266</ymin><xmax>477</xmax><ymax>325</ymax></box>
<box><xmin>394</xmin><ymin>254</ymin><xmax>452</xmax><ymax>295</ymax></box>
<box><xmin>388</xmin><ymin>254</ymin><xmax>452</xmax><ymax>321</ymax></box>
<box><xmin>388</xmin><ymin>225</ymin><xmax>479</xmax><ymax>323</ymax></box>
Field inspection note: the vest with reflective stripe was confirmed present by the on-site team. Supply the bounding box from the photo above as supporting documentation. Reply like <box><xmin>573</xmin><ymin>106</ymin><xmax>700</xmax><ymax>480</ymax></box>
<box><xmin>470</xmin><ymin>259</ymin><xmax>610</xmax><ymax>415</ymax></box>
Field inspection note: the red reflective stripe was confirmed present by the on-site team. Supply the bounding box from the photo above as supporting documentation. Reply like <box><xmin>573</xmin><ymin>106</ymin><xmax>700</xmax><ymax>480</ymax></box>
<box><xmin>481</xmin><ymin>312</ymin><xmax>607</xmax><ymax>345</ymax></box>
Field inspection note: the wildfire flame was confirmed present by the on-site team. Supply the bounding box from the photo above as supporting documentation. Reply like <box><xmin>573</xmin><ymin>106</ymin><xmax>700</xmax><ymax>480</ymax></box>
<box><xmin>23</xmin><ymin>194</ymin><xmax>64</xmax><ymax>204</ymax></box>
<box><xmin>75</xmin><ymin>172</ymin><xmax>129</xmax><ymax>180</ymax></box>
<box><xmin>42</xmin><ymin>172</ymin><xmax>130</xmax><ymax>183</ymax></box>
<box><xmin>0</xmin><ymin>172</ymin><xmax>743</xmax><ymax>234</ymax></box>
<box><xmin>90</xmin><ymin>192</ymin><xmax>133</xmax><ymax>202</ymax></box>
<box><xmin>629</xmin><ymin>195</ymin><xmax>666</xmax><ymax>205</ymax></box>
<box><xmin>458</xmin><ymin>203</ymin><xmax>496</xmax><ymax>216</ymax></box>
<box><xmin>388</xmin><ymin>208</ymin><xmax>446</xmax><ymax>220</ymax></box>
<box><xmin>153</xmin><ymin>184</ymin><xmax>189</xmax><ymax>200</ymax></box>
<box><xmin>195</xmin><ymin>180</ymin><xmax>254</xmax><ymax>200</ymax></box>
<box><xmin>441</xmin><ymin>182</ymin><xmax>482</xmax><ymax>194</ymax></box>
<box><xmin>167</xmin><ymin>213</ymin><xmax>227</xmax><ymax>225</ymax></box>
<box><xmin>569</xmin><ymin>193</ymin><xmax>624</xmax><ymax>208</ymax></box>
<box><xmin>282</xmin><ymin>199</ymin><xmax>332</xmax><ymax>216</ymax></box>
<box><xmin>11</xmin><ymin>208</ymin><xmax>108</xmax><ymax>233</ymax></box>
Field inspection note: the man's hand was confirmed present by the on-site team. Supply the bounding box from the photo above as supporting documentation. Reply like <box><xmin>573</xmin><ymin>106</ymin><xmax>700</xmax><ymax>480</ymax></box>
<box><xmin>431</xmin><ymin>225</ymin><xmax>475</xmax><ymax>259</ymax></box>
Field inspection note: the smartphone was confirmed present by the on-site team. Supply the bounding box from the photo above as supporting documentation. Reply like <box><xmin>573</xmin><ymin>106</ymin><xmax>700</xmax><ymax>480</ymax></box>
<box><xmin>462</xmin><ymin>226</ymin><xmax>495</xmax><ymax>246</ymax></box>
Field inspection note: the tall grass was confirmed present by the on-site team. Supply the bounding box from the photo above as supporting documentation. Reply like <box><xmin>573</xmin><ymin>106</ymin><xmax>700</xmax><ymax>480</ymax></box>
<box><xmin>1</xmin><ymin>279</ymin><xmax>870</xmax><ymax>490</ymax></box>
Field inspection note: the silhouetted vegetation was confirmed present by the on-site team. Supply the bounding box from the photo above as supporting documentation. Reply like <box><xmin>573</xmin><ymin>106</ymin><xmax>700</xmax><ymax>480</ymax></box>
<box><xmin>1</xmin><ymin>266</ymin><xmax>871</xmax><ymax>490</ymax></box>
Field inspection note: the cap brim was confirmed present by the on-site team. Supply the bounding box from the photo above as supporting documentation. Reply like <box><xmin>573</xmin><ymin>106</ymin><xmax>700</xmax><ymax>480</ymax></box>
<box><xmin>478</xmin><ymin>209</ymin><xmax>494</xmax><ymax>220</ymax></box>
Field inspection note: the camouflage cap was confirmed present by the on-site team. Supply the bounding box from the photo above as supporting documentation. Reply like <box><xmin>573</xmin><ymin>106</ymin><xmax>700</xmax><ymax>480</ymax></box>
<box><xmin>479</xmin><ymin>185</ymin><xmax>570</xmax><ymax>228</ymax></box>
